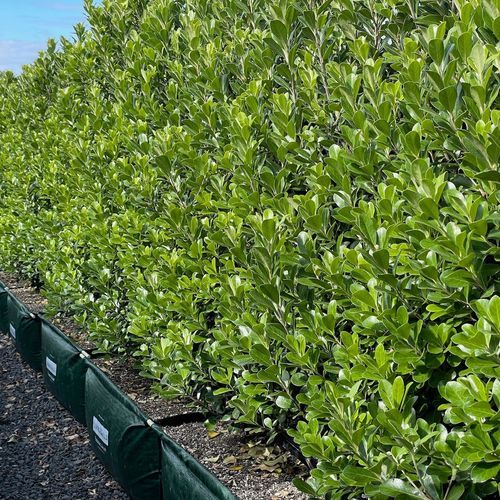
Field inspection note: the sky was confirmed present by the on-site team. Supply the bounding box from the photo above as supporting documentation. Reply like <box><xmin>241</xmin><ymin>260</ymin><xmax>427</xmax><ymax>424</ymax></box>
<box><xmin>0</xmin><ymin>1</ymin><xmax>98</xmax><ymax>74</ymax></box>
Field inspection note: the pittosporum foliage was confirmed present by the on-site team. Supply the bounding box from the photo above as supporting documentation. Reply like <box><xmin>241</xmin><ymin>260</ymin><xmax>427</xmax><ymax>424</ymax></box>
<box><xmin>0</xmin><ymin>0</ymin><xmax>499</xmax><ymax>497</ymax></box>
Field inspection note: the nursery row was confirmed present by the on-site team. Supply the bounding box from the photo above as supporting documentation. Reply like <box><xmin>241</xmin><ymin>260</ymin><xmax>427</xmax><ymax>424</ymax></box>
<box><xmin>0</xmin><ymin>0</ymin><xmax>499</xmax><ymax>497</ymax></box>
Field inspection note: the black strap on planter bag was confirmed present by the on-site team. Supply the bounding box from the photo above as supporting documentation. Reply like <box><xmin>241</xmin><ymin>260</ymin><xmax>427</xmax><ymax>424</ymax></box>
<box><xmin>41</xmin><ymin>318</ymin><xmax>90</xmax><ymax>424</ymax></box>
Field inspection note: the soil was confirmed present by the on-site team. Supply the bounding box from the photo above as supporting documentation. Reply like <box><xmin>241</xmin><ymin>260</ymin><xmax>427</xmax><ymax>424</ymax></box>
<box><xmin>50</xmin><ymin>314</ymin><xmax>98</xmax><ymax>352</ymax></box>
<box><xmin>0</xmin><ymin>334</ymin><xmax>127</xmax><ymax>500</ymax></box>
<box><xmin>0</xmin><ymin>271</ymin><xmax>311</xmax><ymax>499</ymax></box>
<box><xmin>164</xmin><ymin>421</ymin><xmax>308</xmax><ymax>500</ymax></box>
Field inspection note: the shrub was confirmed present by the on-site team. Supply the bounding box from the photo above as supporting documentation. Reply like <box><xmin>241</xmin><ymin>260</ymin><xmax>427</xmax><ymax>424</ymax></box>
<box><xmin>0</xmin><ymin>0</ymin><xmax>499</xmax><ymax>497</ymax></box>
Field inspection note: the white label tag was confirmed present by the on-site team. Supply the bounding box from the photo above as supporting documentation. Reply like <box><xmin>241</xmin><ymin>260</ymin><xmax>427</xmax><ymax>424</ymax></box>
<box><xmin>9</xmin><ymin>324</ymin><xmax>16</xmax><ymax>339</ymax></box>
<box><xmin>46</xmin><ymin>357</ymin><xmax>57</xmax><ymax>377</ymax></box>
<box><xmin>93</xmin><ymin>416</ymin><xmax>109</xmax><ymax>447</ymax></box>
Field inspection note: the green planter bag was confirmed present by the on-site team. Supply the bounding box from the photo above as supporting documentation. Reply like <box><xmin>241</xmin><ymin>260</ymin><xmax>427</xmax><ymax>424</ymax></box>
<box><xmin>7</xmin><ymin>293</ymin><xmax>42</xmax><ymax>371</ymax></box>
<box><xmin>41</xmin><ymin>319</ymin><xmax>90</xmax><ymax>424</ymax></box>
<box><xmin>156</xmin><ymin>426</ymin><xmax>236</xmax><ymax>500</ymax></box>
<box><xmin>0</xmin><ymin>284</ymin><xmax>8</xmax><ymax>334</ymax></box>
<box><xmin>85</xmin><ymin>366</ymin><xmax>162</xmax><ymax>499</ymax></box>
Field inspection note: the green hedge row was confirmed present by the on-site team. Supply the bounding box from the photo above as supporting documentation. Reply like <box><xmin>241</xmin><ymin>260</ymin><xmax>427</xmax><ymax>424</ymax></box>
<box><xmin>0</xmin><ymin>0</ymin><xmax>499</xmax><ymax>497</ymax></box>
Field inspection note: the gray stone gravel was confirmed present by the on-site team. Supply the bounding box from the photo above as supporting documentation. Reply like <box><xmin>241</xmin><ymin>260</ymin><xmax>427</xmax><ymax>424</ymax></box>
<box><xmin>0</xmin><ymin>334</ymin><xmax>128</xmax><ymax>500</ymax></box>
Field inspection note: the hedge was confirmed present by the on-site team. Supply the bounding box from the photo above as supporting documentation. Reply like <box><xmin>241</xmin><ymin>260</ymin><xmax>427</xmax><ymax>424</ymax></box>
<box><xmin>0</xmin><ymin>0</ymin><xmax>499</xmax><ymax>497</ymax></box>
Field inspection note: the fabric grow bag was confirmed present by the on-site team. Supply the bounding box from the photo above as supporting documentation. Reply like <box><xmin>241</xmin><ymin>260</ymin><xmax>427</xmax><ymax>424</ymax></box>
<box><xmin>85</xmin><ymin>365</ymin><xmax>161</xmax><ymax>499</ymax></box>
<box><xmin>41</xmin><ymin>319</ymin><xmax>89</xmax><ymax>424</ymax></box>
<box><xmin>0</xmin><ymin>283</ymin><xmax>8</xmax><ymax>334</ymax></box>
<box><xmin>157</xmin><ymin>426</ymin><xmax>236</xmax><ymax>500</ymax></box>
<box><xmin>7</xmin><ymin>293</ymin><xmax>42</xmax><ymax>371</ymax></box>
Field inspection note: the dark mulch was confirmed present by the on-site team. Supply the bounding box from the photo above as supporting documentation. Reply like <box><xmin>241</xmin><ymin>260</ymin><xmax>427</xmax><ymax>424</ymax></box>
<box><xmin>165</xmin><ymin>421</ymin><xmax>308</xmax><ymax>500</ymax></box>
<box><xmin>0</xmin><ymin>335</ymin><xmax>128</xmax><ymax>500</ymax></box>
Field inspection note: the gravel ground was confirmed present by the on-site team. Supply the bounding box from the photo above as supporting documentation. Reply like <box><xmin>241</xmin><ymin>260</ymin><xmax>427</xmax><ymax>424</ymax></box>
<box><xmin>0</xmin><ymin>334</ymin><xmax>128</xmax><ymax>500</ymax></box>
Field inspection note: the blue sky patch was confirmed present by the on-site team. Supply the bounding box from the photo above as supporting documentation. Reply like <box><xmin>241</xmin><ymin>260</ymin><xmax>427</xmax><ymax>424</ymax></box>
<box><xmin>0</xmin><ymin>1</ymin><xmax>94</xmax><ymax>73</ymax></box>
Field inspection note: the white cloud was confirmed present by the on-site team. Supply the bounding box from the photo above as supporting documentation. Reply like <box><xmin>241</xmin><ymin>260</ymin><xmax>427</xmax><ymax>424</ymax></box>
<box><xmin>0</xmin><ymin>40</ymin><xmax>46</xmax><ymax>74</ymax></box>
